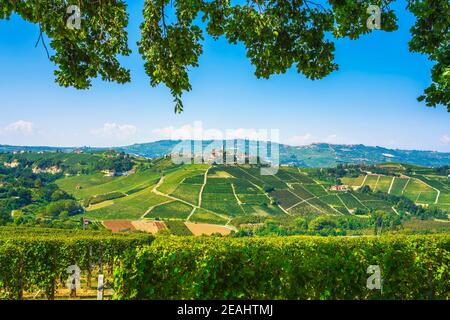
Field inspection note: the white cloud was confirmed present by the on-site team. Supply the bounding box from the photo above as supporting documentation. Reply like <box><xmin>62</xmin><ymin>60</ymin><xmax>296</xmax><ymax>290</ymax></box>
<box><xmin>2</xmin><ymin>120</ymin><xmax>34</xmax><ymax>135</ymax></box>
<box><xmin>324</xmin><ymin>134</ymin><xmax>339</xmax><ymax>143</ymax></box>
<box><xmin>153</xmin><ymin>122</ymin><xmax>279</xmax><ymax>141</ymax></box>
<box><xmin>285</xmin><ymin>133</ymin><xmax>315</xmax><ymax>146</ymax></box>
<box><xmin>90</xmin><ymin>123</ymin><xmax>137</xmax><ymax>141</ymax></box>
<box><xmin>152</xmin><ymin>123</ymin><xmax>200</xmax><ymax>140</ymax></box>
<box><xmin>440</xmin><ymin>134</ymin><xmax>450</xmax><ymax>145</ymax></box>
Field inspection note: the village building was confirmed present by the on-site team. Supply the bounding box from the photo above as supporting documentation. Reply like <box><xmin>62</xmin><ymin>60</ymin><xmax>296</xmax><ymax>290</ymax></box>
<box><xmin>32</xmin><ymin>166</ymin><xmax>62</xmax><ymax>174</ymax></box>
<box><xmin>3</xmin><ymin>159</ymin><xmax>19</xmax><ymax>168</ymax></box>
<box><xmin>330</xmin><ymin>185</ymin><xmax>349</xmax><ymax>192</ymax></box>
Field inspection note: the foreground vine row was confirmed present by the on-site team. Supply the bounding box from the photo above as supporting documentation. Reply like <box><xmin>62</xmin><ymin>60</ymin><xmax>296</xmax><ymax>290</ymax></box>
<box><xmin>1</xmin><ymin>228</ymin><xmax>448</xmax><ymax>300</ymax></box>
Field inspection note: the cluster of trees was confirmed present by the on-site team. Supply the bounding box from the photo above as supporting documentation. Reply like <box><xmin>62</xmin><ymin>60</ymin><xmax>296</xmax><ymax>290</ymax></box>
<box><xmin>0</xmin><ymin>151</ymin><xmax>145</xmax><ymax>227</ymax></box>
<box><xmin>352</xmin><ymin>186</ymin><xmax>446</xmax><ymax>220</ymax></box>
<box><xmin>233</xmin><ymin>210</ymin><xmax>403</xmax><ymax>237</ymax></box>
<box><xmin>372</xmin><ymin>190</ymin><xmax>448</xmax><ymax>220</ymax></box>
<box><xmin>233</xmin><ymin>214</ymin><xmax>376</xmax><ymax>237</ymax></box>
<box><xmin>1</xmin><ymin>0</ymin><xmax>447</xmax><ymax>111</ymax></box>
<box><xmin>0</xmin><ymin>159</ymin><xmax>82</xmax><ymax>226</ymax></box>
<box><xmin>431</xmin><ymin>166</ymin><xmax>450</xmax><ymax>176</ymax></box>
<box><xmin>67</xmin><ymin>152</ymin><xmax>133</xmax><ymax>174</ymax></box>
<box><xmin>0</xmin><ymin>151</ymin><xmax>134</xmax><ymax>175</ymax></box>
<box><xmin>96</xmin><ymin>153</ymin><xmax>133</xmax><ymax>173</ymax></box>
<box><xmin>315</xmin><ymin>164</ymin><xmax>363</xmax><ymax>184</ymax></box>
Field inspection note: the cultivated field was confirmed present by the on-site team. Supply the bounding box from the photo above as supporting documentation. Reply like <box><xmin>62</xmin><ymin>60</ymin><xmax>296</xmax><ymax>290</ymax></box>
<box><xmin>343</xmin><ymin>172</ymin><xmax>449</xmax><ymax>207</ymax></box>
<box><xmin>57</xmin><ymin>169</ymin><xmax>160</xmax><ymax>200</ymax></box>
<box><xmin>55</xmin><ymin>163</ymin><xmax>449</xmax><ymax>235</ymax></box>
<box><xmin>184</xmin><ymin>222</ymin><xmax>232</xmax><ymax>236</ymax></box>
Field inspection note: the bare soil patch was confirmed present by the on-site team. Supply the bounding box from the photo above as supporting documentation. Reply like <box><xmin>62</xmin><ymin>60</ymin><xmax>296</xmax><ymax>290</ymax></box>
<box><xmin>185</xmin><ymin>222</ymin><xmax>232</xmax><ymax>236</ymax></box>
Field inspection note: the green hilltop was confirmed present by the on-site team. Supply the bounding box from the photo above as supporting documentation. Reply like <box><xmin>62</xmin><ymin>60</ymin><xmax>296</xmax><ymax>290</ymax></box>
<box><xmin>1</xmin><ymin>151</ymin><xmax>449</xmax><ymax>236</ymax></box>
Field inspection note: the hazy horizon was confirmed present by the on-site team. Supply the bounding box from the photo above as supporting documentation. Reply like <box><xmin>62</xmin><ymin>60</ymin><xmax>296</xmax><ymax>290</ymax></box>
<box><xmin>1</xmin><ymin>138</ymin><xmax>450</xmax><ymax>154</ymax></box>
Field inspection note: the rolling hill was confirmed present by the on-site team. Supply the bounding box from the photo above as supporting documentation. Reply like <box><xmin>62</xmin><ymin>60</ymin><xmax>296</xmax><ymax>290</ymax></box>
<box><xmin>1</xmin><ymin>150</ymin><xmax>449</xmax><ymax>235</ymax></box>
<box><xmin>55</xmin><ymin>161</ymin><xmax>450</xmax><ymax>226</ymax></box>
<box><xmin>2</xmin><ymin>140</ymin><xmax>449</xmax><ymax>167</ymax></box>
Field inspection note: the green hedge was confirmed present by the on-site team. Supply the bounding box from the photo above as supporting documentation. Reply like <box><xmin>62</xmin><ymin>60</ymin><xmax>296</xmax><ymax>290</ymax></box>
<box><xmin>113</xmin><ymin>235</ymin><xmax>450</xmax><ymax>300</ymax></box>
<box><xmin>0</xmin><ymin>227</ymin><xmax>153</xmax><ymax>299</ymax></box>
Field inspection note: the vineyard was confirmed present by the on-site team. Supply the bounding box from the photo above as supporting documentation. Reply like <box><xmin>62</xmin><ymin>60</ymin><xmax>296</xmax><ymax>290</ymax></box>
<box><xmin>1</xmin><ymin>228</ymin><xmax>448</xmax><ymax>300</ymax></box>
<box><xmin>1</xmin><ymin>150</ymin><xmax>449</xmax><ymax>237</ymax></box>
<box><xmin>114</xmin><ymin>234</ymin><xmax>449</xmax><ymax>300</ymax></box>
<box><xmin>0</xmin><ymin>227</ymin><xmax>152</xmax><ymax>299</ymax></box>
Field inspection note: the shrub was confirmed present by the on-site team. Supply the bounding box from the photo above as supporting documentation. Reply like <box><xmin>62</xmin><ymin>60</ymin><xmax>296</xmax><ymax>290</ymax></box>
<box><xmin>0</xmin><ymin>227</ymin><xmax>153</xmax><ymax>299</ymax></box>
<box><xmin>114</xmin><ymin>235</ymin><xmax>450</xmax><ymax>300</ymax></box>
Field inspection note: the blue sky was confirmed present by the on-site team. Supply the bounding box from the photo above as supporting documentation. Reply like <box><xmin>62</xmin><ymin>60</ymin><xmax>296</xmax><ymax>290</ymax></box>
<box><xmin>0</xmin><ymin>1</ymin><xmax>449</xmax><ymax>151</ymax></box>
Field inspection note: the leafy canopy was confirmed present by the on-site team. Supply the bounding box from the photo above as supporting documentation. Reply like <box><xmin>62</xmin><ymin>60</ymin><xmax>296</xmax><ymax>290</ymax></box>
<box><xmin>1</xmin><ymin>0</ymin><xmax>449</xmax><ymax>112</ymax></box>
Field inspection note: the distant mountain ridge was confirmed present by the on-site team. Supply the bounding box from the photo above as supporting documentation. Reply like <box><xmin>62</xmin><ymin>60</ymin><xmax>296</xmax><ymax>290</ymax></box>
<box><xmin>1</xmin><ymin>140</ymin><xmax>449</xmax><ymax>168</ymax></box>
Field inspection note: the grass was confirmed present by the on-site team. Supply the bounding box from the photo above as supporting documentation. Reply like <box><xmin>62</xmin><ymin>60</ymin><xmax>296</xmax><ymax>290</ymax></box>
<box><xmin>56</xmin><ymin>173</ymin><xmax>115</xmax><ymax>197</ymax></box>
<box><xmin>289</xmin><ymin>201</ymin><xmax>323</xmax><ymax>215</ymax></box>
<box><xmin>203</xmin><ymin>182</ymin><xmax>234</xmax><ymax>194</ymax></box>
<box><xmin>301</xmin><ymin>184</ymin><xmax>328</xmax><ymax>197</ymax></box>
<box><xmin>390</xmin><ymin>177</ymin><xmax>409</xmax><ymax>196</ymax></box>
<box><xmin>291</xmin><ymin>184</ymin><xmax>315</xmax><ymax>200</ymax></box>
<box><xmin>86</xmin><ymin>200</ymin><xmax>115</xmax><ymax>211</ymax></box>
<box><xmin>189</xmin><ymin>208</ymin><xmax>228</xmax><ymax>225</ymax></box>
<box><xmin>238</xmin><ymin>194</ymin><xmax>269</xmax><ymax>205</ymax></box>
<box><xmin>401</xmin><ymin>217</ymin><xmax>450</xmax><ymax>233</ymax></box>
<box><xmin>170</xmin><ymin>183</ymin><xmax>202</xmax><ymax>206</ymax></box>
<box><xmin>364</xmin><ymin>175</ymin><xmax>379</xmax><ymax>190</ymax></box>
<box><xmin>415</xmin><ymin>175</ymin><xmax>450</xmax><ymax>193</ymax></box>
<box><xmin>232</xmin><ymin>179</ymin><xmax>260</xmax><ymax>194</ymax></box>
<box><xmin>308</xmin><ymin>198</ymin><xmax>339</xmax><ymax>214</ymax></box>
<box><xmin>320</xmin><ymin>194</ymin><xmax>343</xmax><ymax>207</ymax></box>
<box><xmin>201</xmin><ymin>193</ymin><xmax>243</xmax><ymax>216</ymax></box>
<box><xmin>145</xmin><ymin>201</ymin><xmax>193</xmax><ymax>220</ymax></box>
<box><xmin>158</xmin><ymin>166</ymin><xmax>207</xmax><ymax>194</ymax></box>
<box><xmin>183</xmin><ymin>174</ymin><xmax>205</xmax><ymax>184</ymax></box>
<box><xmin>438</xmin><ymin>193</ymin><xmax>450</xmax><ymax>204</ymax></box>
<box><xmin>165</xmin><ymin>220</ymin><xmax>193</xmax><ymax>236</ymax></box>
<box><xmin>417</xmin><ymin>192</ymin><xmax>438</xmax><ymax>204</ymax></box>
<box><xmin>403</xmin><ymin>179</ymin><xmax>437</xmax><ymax>204</ymax></box>
<box><xmin>338</xmin><ymin>193</ymin><xmax>367</xmax><ymax>211</ymax></box>
<box><xmin>270</xmin><ymin>189</ymin><xmax>300</xmax><ymax>209</ymax></box>
<box><xmin>241</xmin><ymin>204</ymin><xmax>285</xmax><ymax>215</ymax></box>
<box><xmin>83</xmin><ymin>187</ymin><xmax>170</xmax><ymax>220</ymax></box>
<box><xmin>57</xmin><ymin>170</ymin><xmax>160</xmax><ymax>200</ymax></box>
<box><xmin>374</xmin><ymin>176</ymin><xmax>394</xmax><ymax>192</ymax></box>
<box><xmin>341</xmin><ymin>175</ymin><xmax>365</xmax><ymax>186</ymax></box>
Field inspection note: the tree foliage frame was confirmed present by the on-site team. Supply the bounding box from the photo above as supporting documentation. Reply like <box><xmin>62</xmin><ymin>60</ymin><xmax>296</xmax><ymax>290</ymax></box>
<box><xmin>1</xmin><ymin>0</ymin><xmax>449</xmax><ymax>112</ymax></box>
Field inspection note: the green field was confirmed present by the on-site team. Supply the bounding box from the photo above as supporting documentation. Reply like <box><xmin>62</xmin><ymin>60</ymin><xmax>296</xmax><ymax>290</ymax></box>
<box><xmin>189</xmin><ymin>208</ymin><xmax>229</xmax><ymax>224</ymax></box>
<box><xmin>145</xmin><ymin>201</ymin><xmax>193</xmax><ymax>220</ymax></box>
<box><xmin>57</xmin><ymin>170</ymin><xmax>160</xmax><ymax>200</ymax></box>
<box><xmin>52</xmin><ymin>162</ymin><xmax>449</xmax><ymax>226</ymax></box>
<box><xmin>82</xmin><ymin>187</ymin><xmax>171</xmax><ymax>220</ymax></box>
<box><xmin>364</xmin><ymin>175</ymin><xmax>380</xmax><ymax>190</ymax></box>
<box><xmin>373</xmin><ymin>176</ymin><xmax>394</xmax><ymax>192</ymax></box>
<box><xmin>343</xmin><ymin>173</ymin><xmax>446</xmax><ymax>207</ymax></box>
<box><xmin>157</xmin><ymin>165</ymin><xmax>208</xmax><ymax>194</ymax></box>
<box><xmin>170</xmin><ymin>183</ymin><xmax>202</xmax><ymax>206</ymax></box>
<box><xmin>390</xmin><ymin>177</ymin><xmax>410</xmax><ymax>196</ymax></box>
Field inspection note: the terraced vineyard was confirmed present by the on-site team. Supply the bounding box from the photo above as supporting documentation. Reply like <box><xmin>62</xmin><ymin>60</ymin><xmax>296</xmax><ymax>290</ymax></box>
<box><xmin>57</xmin><ymin>165</ymin><xmax>388</xmax><ymax>226</ymax></box>
<box><xmin>50</xmin><ymin>156</ymin><xmax>450</xmax><ymax>236</ymax></box>
<box><xmin>342</xmin><ymin>172</ymin><xmax>450</xmax><ymax>209</ymax></box>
